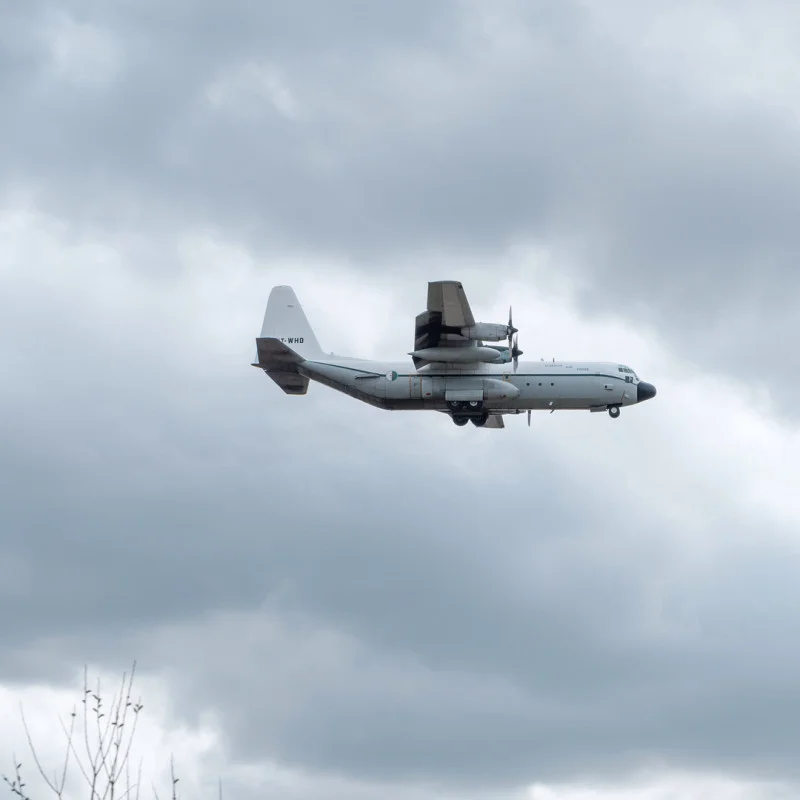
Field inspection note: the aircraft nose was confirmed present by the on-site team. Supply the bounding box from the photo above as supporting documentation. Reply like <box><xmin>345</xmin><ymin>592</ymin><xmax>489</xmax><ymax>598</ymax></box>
<box><xmin>637</xmin><ymin>381</ymin><xmax>657</xmax><ymax>403</ymax></box>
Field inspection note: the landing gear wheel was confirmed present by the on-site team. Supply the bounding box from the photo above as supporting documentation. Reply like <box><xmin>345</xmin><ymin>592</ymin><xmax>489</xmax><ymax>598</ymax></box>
<box><xmin>608</xmin><ymin>405</ymin><xmax>620</xmax><ymax>418</ymax></box>
<box><xmin>452</xmin><ymin>415</ymin><xmax>469</xmax><ymax>426</ymax></box>
<box><xmin>467</xmin><ymin>400</ymin><xmax>484</xmax><ymax>411</ymax></box>
<box><xmin>448</xmin><ymin>400</ymin><xmax>465</xmax><ymax>412</ymax></box>
<box><xmin>471</xmin><ymin>412</ymin><xmax>489</xmax><ymax>427</ymax></box>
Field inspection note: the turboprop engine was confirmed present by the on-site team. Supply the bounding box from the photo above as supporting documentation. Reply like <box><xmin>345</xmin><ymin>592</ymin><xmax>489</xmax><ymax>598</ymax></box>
<box><xmin>458</xmin><ymin>306</ymin><xmax>518</xmax><ymax>342</ymax></box>
<box><xmin>459</xmin><ymin>322</ymin><xmax>514</xmax><ymax>342</ymax></box>
<box><xmin>412</xmin><ymin>307</ymin><xmax>523</xmax><ymax>370</ymax></box>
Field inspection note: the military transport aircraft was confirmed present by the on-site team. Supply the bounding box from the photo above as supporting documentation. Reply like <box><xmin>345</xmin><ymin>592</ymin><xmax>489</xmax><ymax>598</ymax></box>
<box><xmin>252</xmin><ymin>281</ymin><xmax>656</xmax><ymax>428</ymax></box>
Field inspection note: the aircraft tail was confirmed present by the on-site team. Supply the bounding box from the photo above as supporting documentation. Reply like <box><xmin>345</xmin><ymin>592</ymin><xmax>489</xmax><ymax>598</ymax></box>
<box><xmin>258</xmin><ymin>285</ymin><xmax>323</xmax><ymax>359</ymax></box>
<box><xmin>253</xmin><ymin>286</ymin><xmax>323</xmax><ymax>395</ymax></box>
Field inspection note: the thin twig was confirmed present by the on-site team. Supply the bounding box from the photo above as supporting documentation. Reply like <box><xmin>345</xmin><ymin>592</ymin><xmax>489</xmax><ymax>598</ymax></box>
<box><xmin>2</xmin><ymin>754</ymin><xmax>32</xmax><ymax>800</ymax></box>
<box><xmin>58</xmin><ymin>712</ymin><xmax>92</xmax><ymax>788</ymax></box>
<box><xmin>107</xmin><ymin>664</ymin><xmax>140</xmax><ymax>796</ymax></box>
<box><xmin>55</xmin><ymin>708</ymin><xmax>75</xmax><ymax>795</ymax></box>
<box><xmin>20</xmin><ymin>703</ymin><xmax>61</xmax><ymax>795</ymax></box>
<box><xmin>170</xmin><ymin>755</ymin><xmax>179</xmax><ymax>800</ymax></box>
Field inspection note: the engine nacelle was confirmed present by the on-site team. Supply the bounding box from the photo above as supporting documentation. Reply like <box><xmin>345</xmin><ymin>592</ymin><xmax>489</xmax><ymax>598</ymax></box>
<box><xmin>483</xmin><ymin>345</ymin><xmax>512</xmax><ymax>363</ymax></box>
<box><xmin>460</xmin><ymin>322</ymin><xmax>511</xmax><ymax>342</ymax></box>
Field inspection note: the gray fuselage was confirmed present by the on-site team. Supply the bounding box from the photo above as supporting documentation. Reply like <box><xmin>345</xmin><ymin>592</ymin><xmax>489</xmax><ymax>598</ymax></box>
<box><xmin>300</xmin><ymin>356</ymin><xmax>651</xmax><ymax>414</ymax></box>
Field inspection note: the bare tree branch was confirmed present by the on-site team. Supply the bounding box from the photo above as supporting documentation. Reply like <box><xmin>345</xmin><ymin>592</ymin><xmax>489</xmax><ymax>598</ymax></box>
<box><xmin>2</xmin><ymin>754</ymin><xmax>32</xmax><ymax>800</ymax></box>
<box><xmin>3</xmin><ymin>663</ymin><xmax>220</xmax><ymax>800</ymax></box>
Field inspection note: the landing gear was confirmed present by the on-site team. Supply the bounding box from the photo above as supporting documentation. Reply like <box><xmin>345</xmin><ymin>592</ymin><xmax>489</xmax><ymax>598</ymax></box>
<box><xmin>448</xmin><ymin>399</ymin><xmax>484</xmax><ymax>413</ymax></box>
<box><xmin>448</xmin><ymin>399</ymin><xmax>485</xmax><ymax>427</ymax></box>
<box><xmin>608</xmin><ymin>405</ymin><xmax>620</xmax><ymax>419</ymax></box>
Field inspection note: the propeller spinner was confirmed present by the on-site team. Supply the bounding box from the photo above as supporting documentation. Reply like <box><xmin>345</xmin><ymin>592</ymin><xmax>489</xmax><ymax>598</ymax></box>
<box><xmin>511</xmin><ymin>334</ymin><xmax>523</xmax><ymax>372</ymax></box>
<box><xmin>507</xmin><ymin>307</ymin><xmax>521</xmax><ymax>371</ymax></box>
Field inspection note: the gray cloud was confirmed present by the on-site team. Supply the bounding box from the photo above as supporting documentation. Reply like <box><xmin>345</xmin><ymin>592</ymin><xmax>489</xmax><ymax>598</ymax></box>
<box><xmin>4</xmin><ymin>2</ymin><xmax>800</xmax><ymax>798</ymax></box>
<box><xmin>3</xmin><ymin>255</ymin><xmax>800</xmax><ymax>792</ymax></box>
<box><xmin>116</xmin><ymin>529</ymin><xmax>800</xmax><ymax>792</ymax></box>
<box><xmin>5</xmin><ymin>0</ymin><xmax>800</xmax><ymax>414</ymax></box>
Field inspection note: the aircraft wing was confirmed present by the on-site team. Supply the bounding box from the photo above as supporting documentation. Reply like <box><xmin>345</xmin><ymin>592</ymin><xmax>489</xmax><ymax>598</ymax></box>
<box><xmin>427</xmin><ymin>280</ymin><xmax>475</xmax><ymax>329</ymax></box>
<box><xmin>411</xmin><ymin>280</ymin><xmax>515</xmax><ymax>370</ymax></box>
<box><xmin>413</xmin><ymin>281</ymin><xmax>480</xmax><ymax>368</ymax></box>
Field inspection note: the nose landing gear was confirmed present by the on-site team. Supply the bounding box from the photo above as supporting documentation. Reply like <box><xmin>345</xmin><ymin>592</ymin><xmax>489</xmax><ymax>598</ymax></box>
<box><xmin>608</xmin><ymin>405</ymin><xmax>620</xmax><ymax>419</ymax></box>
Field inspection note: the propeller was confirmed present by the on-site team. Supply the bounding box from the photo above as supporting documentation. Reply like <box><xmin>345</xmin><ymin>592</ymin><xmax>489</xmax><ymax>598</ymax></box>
<box><xmin>507</xmin><ymin>307</ymin><xmax>521</xmax><ymax>370</ymax></box>
<box><xmin>507</xmin><ymin>306</ymin><xmax>518</xmax><ymax>347</ymax></box>
<box><xmin>511</xmin><ymin>334</ymin><xmax>523</xmax><ymax>372</ymax></box>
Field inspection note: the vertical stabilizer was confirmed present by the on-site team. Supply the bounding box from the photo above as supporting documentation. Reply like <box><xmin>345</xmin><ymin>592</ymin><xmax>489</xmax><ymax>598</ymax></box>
<box><xmin>259</xmin><ymin>285</ymin><xmax>323</xmax><ymax>358</ymax></box>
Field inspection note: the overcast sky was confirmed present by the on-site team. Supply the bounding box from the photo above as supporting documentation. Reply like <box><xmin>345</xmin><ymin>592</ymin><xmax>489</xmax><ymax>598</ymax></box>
<box><xmin>3</xmin><ymin>1</ymin><xmax>800</xmax><ymax>798</ymax></box>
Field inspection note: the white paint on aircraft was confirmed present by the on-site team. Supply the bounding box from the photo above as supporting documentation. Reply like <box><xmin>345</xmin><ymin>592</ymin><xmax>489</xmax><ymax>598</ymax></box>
<box><xmin>252</xmin><ymin>282</ymin><xmax>657</xmax><ymax>429</ymax></box>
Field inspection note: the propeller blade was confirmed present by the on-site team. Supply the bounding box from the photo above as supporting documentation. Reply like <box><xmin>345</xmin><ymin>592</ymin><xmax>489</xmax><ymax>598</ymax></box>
<box><xmin>507</xmin><ymin>306</ymin><xmax>518</xmax><ymax>336</ymax></box>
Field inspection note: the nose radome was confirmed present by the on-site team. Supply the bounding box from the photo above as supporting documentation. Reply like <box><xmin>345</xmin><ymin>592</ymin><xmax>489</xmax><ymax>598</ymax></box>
<box><xmin>637</xmin><ymin>381</ymin><xmax>657</xmax><ymax>403</ymax></box>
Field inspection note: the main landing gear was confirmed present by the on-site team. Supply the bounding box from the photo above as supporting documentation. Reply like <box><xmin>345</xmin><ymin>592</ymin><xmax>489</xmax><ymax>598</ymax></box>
<box><xmin>448</xmin><ymin>400</ymin><xmax>488</xmax><ymax>427</ymax></box>
<box><xmin>608</xmin><ymin>405</ymin><xmax>620</xmax><ymax>419</ymax></box>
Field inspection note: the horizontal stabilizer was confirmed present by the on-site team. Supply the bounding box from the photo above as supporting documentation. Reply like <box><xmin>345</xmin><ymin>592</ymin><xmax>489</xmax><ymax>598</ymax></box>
<box><xmin>252</xmin><ymin>337</ymin><xmax>305</xmax><ymax>368</ymax></box>
<box><xmin>252</xmin><ymin>338</ymin><xmax>309</xmax><ymax>395</ymax></box>
<box><xmin>266</xmin><ymin>371</ymin><xmax>309</xmax><ymax>395</ymax></box>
